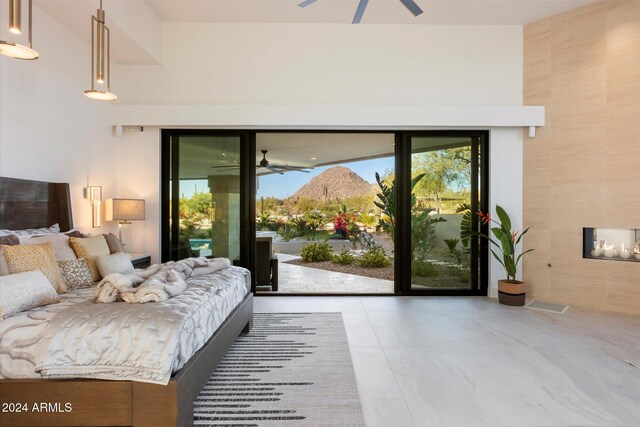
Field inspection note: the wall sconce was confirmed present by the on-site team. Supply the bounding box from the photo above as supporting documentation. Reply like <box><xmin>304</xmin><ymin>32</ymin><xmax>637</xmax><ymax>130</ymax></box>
<box><xmin>0</xmin><ymin>0</ymin><xmax>39</xmax><ymax>60</ymax></box>
<box><xmin>85</xmin><ymin>186</ymin><xmax>102</xmax><ymax>228</ymax></box>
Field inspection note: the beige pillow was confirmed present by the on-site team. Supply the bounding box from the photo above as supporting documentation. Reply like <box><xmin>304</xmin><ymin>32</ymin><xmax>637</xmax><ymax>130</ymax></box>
<box><xmin>0</xmin><ymin>252</ymin><xmax>10</xmax><ymax>276</ymax></box>
<box><xmin>69</xmin><ymin>236</ymin><xmax>110</xmax><ymax>281</ymax></box>
<box><xmin>19</xmin><ymin>234</ymin><xmax>77</xmax><ymax>261</ymax></box>
<box><xmin>0</xmin><ymin>270</ymin><xmax>60</xmax><ymax>319</ymax></box>
<box><xmin>1</xmin><ymin>243</ymin><xmax>67</xmax><ymax>293</ymax></box>
<box><xmin>95</xmin><ymin>252</ymin><xmax>135</xmax><ymax>277</ymax></box>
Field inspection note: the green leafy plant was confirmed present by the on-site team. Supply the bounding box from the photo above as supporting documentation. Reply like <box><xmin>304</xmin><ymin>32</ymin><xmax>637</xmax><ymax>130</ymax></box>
<box><xmin>332</xmin><ymin>249</ymin><xmax>355</xmax><ymax>265</ymax></box>
<box><xmin>411</xmin><ymin>208</ymin><xmax>446</xmax><ymax>258</ymax></box>
<box><xmin>477</xmin><ymin>205</ymin><xmax>533</xmax><ymax>283</ymax></box>
<box><xmin>257</xmin><ymin>212</ymin><xmax>275</xmax><ymax>231</ymax></box>
<box><xmin>290</xmin><ymin>216</ymin><xmax>309</xmax><ymax>237</ymax></box>
<box><xmin>303</xmin><ymin>210</ymin><xmax>327</xmax><ymax>241</ymax></box>
<box><xmin>374</xmin><ymin>172</ymin><xmax>425</xmax><ymax>243</ymax></box>
<box><xmin>411</xmin><ymin>259</ymin><xmax>439</xmax><ymax>278</ymax></box>
<box><xmin>301</xmin><ymin>242</ymin><xmax>334</xmax><ymax>262</ymax></box>
<box><xmin>444</xmin><ymin>238</ymin><xmax>464</xmax><ymax>264</ymax></box>
<box><xmin>356</xmin><ymin>247</ymin><xmax>391</xmax><ymax>268</ymax></box>
<box><xmin>277</xmin><ymin>220</ymin><xmax>297</xmax><ymax>242</ymax></box>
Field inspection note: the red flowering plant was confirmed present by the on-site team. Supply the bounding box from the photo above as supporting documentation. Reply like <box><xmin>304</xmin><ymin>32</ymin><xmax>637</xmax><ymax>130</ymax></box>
<box><xmin>476</xmin><ymin>205</ymin><xmax>534</xmax><ymax>283</ymax></box>
<box><xmin>332</xmin><ymin>211</ymin><xmax>349</xmax><ymax>239</ymax></box>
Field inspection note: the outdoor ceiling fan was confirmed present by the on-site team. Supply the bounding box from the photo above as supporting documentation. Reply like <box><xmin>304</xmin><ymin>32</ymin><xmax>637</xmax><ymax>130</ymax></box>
<box><xmin>211</xmin><ymin>150</ymin><xmax>311</xmax><ymax>175</ymax></box>
<box><xmin>298</xmin><ymin>0</ymin><xmax>423</xmax><ymax>24</ymax></box>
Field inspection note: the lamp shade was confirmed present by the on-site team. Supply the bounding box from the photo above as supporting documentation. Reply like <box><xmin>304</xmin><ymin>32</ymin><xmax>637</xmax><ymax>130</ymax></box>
<box><xmin>105</xmin><ymin>198</ymin><xmax>145</xmax><ymax>221</ymax></box>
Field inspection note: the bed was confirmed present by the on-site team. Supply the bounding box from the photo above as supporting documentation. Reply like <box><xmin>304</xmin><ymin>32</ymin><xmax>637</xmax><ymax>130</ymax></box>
<box><xmin>0</xmin><ymin>176</ymin><xmax>254</xmax><ymax>426</ymax></box>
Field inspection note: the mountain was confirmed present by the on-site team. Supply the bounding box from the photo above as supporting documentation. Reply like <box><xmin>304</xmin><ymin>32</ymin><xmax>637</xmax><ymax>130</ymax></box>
<box><xmin>290</xmin><ymin>166</ymin><xmax>375</xmax><ymax>201</ymax></box>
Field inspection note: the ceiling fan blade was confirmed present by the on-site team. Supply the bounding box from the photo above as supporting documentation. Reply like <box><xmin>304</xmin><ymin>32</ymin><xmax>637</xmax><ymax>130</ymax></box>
<box><xmin>266</xmin><ymin>165</ymin><xmax>285</xmax><ymax>175</ymax></box>
<box><xmin>272</xmin><ymin>166</ymin><xmax>312</xmax><ymax>172</ymax></box>
<box><xmin>352</xmin><ymin>0</ymin><xmax>368</xmax><ymax>24</ymax></box>
<box><xmin>298</xmin><ymin>0</ymin><xmax>317</xmax><ymax>8</ymax></box>
<box><xmin>399</xmin><ymin>0</ymin><xmax>423</xmax><ymax>17</ymax></box>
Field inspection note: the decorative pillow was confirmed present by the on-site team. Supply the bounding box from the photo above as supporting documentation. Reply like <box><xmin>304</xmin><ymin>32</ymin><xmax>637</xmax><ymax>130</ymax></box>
<box><xmin>103</xmin><ymin>233</ymin><xmax>125</xmax><ymax>254</ymax></box>
<box><xmin>0</xmin><ymin>270</ymin><xmax>60</xmax><ymax>319</ymax></box>
<box><xmin>1</xmin><ymin>242</ymin><xmax>67</xmax><ymax>293</ymax></box>
<box><xmin>65</xmin><ymin>229</ymin><xmax>85</xmax><ymax>238</ymax></box>
<box><xmin>69</xmin><ymin>236</ymin><xmax>110</xmax><ymax>281</ymax></box>
<box><xmin>0</xmin><ymin>235</ymin><xmax>19</xmax><ymax>246</ymax></box>
<box><xmin>19</xmin><ymin>234</ymin><xmax>77</xmax><ymax>261</ymax></box>
<box><xmin>95</xmin><ymin>252</ymin><xmax>135</xmax><ymax>277</ymax></box>
<box><xmin>59</xmin><ymin>259</ymin><xmax>94</xmax><ymax>289</ymax></box>
<box><xmin>0</xmin><ymin>252</ymin><xmax>10</xmax><ymax>276</ymax></box>
<box><xmin>0</xmin><ymin>223</ymin><xmax>60</xmax><ymax>237</ymax></box>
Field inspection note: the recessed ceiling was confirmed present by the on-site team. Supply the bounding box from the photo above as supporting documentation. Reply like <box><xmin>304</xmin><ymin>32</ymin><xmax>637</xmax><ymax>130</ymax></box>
<box><xmin>146</xmin><ymin>0</ymin><xmax>597</xmax><ymax>25</ymax></box>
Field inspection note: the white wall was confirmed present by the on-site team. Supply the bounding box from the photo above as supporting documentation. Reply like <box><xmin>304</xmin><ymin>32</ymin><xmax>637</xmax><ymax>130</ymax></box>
<box><xmin>488</xmin><ymin>127</ymin><xmax>524</xmax><ymax>297</ymax></box>
<box><xmin>113</xmin><ymin>23</ymin><xmax>523</xmax><ymax>106</ymax></box>
<box><xmin>0</xmin><ymin>3</ymin><xmax>118</xmax><ymax>234</ymax></box>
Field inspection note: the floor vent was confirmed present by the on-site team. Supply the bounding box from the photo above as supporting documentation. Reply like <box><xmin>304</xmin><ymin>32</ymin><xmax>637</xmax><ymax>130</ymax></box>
<box><xmin>625</xmin><ymin>360</ymin><xmax>640</xmax><ymax>369</ymax></box>
<box><xmin>525</xmin><ymin>300</ymin><xmax>569</xmax><ymax>314</ymax></box>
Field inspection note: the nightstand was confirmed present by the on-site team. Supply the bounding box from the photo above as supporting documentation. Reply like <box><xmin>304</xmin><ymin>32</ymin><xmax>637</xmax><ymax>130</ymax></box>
<box><xmin>129</xmin><ymin>253</ymin><xmax>151</xmax><ymax>269</ymax></box>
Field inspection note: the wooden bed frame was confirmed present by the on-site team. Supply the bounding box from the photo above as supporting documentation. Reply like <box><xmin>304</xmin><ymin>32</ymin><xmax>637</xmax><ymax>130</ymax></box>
<box><xmin>0</xmin><ymin>176</ymin><xmax>254</xmax><ymax>426</ymax></box>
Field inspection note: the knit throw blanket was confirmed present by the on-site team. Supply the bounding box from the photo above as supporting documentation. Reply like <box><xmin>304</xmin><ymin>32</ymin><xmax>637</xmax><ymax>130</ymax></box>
<box><xmin>95</xmin><ymin>257</ymin><xmax>231</xmax><ymax>303</ymax></box>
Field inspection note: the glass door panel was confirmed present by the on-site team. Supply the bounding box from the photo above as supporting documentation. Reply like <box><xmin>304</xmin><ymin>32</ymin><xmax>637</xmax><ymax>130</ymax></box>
<box><xmin>164</xmin><ymin>133</ymin><xmax>243</xmax><ymax>262</ymax></box>
<box><xmin>409</xmin><ymin>136</ymin><xmax>483</xmax><ymax>291</ymax></box>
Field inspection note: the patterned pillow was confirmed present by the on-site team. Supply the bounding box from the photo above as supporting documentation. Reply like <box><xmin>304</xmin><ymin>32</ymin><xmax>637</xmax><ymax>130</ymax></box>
<box><xmin>1</xmin><ymin>242</ymin><xmax>68</xmax><ymax>293</ymax></box>
<box><xmin>69</xmin><ymin>236</ymin><xmax>110</xmax><ymax>281</ymax></box>
<box><xmin>58</xmin><ymin>259</ymin><xmax>94</xmax><ymax>289</ymax></box>
<box><xmin>0</xmin><ymin>270</ymin><xmax>60</xmax><ymax>319</ymax></box>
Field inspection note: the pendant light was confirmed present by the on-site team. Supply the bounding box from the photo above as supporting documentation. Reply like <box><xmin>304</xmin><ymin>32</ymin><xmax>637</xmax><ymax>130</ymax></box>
<box><xmin>0</xmin><ymin>0</ymin><xmax>39</xmax><ymax>60</ymax></box>
<box><xmin>84</xmin><ymin>0</ymin><xmax>117</xmax><ymax>101</ymax></box>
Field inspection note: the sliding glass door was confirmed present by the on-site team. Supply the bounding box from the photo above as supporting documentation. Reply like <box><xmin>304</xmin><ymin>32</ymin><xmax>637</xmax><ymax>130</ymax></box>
<box><xmin>396</xmin><ymin>132</ymin><xmax>488</xmax><ymax>295</ymax></box>
<box><xmin>161</xmin><ymin>130</ymin><xmax>256</xmax><ymax>287</ymax></box>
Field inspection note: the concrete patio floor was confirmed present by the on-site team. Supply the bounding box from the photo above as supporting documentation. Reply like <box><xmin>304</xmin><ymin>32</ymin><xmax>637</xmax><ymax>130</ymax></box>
<box><xmin>263</xmin><ymin>253</ymin><xmax>394</xmax><ymax>294</ymax></box>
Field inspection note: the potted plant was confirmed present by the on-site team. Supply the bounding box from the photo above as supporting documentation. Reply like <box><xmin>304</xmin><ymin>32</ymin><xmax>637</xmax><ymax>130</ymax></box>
<box><xmin>477</xmin><ymin>205</ymin><xmax>533</xmax><ymax>306</ymax></box>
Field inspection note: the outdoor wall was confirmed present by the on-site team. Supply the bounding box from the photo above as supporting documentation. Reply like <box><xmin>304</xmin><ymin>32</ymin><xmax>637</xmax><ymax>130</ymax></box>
<box><xmin>523</xmin><ymin>1</ymin><xmax>640</xmax><ymax>315</ymax></box>
<box><xmin>0</xmin><ymin>3</ymin><xmax>117</xmax><ymax>234</ymax></box>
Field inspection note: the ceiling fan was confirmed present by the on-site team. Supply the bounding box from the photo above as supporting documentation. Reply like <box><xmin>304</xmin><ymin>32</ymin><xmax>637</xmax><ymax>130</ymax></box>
<box><xmin>211</xmin><ymin>150</ymin><xmax>311</xmax><ymax>175</ymax></box>
<box><xmin>298</xmin><ymin>0</ymin><xmax>423</xmax><ymax>24</ymax></box>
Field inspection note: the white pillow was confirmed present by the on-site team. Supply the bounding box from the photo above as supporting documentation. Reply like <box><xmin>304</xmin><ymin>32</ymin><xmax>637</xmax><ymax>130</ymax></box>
<box><xmin>95</xmin><ymin>252</ymin><xmax>135</xmax><ymax>277</ymax></box>
<box><xmin>0</xmin><ymin>223</ymin><xmax>60</xmax><ymax>237</ymax></box>
<box><xmin>0</xmin><ymin>270</ymin><xmax>60</xmax><ymax>319</ymax></box>
<box><xmin>19</xmin><ymin>234</ymin><xmax>77</xmax><ymax>261</ymax></box>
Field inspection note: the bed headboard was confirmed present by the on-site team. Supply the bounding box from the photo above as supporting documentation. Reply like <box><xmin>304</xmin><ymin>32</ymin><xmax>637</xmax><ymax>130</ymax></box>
<box><xmin>0</xmin><ymin>176</ymin><xmax>73</xmax><ymax>231</ymax></box>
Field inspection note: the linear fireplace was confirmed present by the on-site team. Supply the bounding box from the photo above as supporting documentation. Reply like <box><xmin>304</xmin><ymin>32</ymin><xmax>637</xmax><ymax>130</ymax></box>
<box><xmin>583</xmin><ymin>227</ymin><xmax>640</xmax><ymax>262</ymax></box>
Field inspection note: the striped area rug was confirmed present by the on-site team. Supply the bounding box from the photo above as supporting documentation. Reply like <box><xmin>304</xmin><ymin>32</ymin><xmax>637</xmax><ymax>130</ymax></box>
<box><xmin>193</xmin><ymin>313</ymin><xmax>365</xmax><ymax>426</ymax></box>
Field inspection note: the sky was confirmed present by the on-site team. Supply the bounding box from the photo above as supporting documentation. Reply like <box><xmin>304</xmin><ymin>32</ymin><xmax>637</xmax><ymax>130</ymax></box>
<box><xmin>179</xmin><ymin>156</ymin><xmax>395</xmax><ymax>199</ymax></box>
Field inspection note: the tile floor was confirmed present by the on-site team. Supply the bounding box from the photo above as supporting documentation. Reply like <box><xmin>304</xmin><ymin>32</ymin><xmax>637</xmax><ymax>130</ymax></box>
<box><xmin>270</xmin><ymin>253</ymin><xmax>394</xmax><ymax>293</ymax></box>
<box><xmin>254</xmin><ymin>296</ymin><xmax>640</xmax><ymax>427</ymax></box>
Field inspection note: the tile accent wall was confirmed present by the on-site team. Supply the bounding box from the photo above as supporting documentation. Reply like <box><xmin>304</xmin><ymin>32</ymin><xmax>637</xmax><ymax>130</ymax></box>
<box><xmin>523</xmin><ymin>1</ymin><xmax>640</xmax><ymax>315</ymax></box>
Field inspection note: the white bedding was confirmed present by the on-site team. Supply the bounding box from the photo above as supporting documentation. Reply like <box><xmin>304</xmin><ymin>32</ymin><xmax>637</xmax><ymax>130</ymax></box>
<box><xmin>0</xmin><ymin>266</ymin><xmax>250</xmax><ymax>383</ymax></box>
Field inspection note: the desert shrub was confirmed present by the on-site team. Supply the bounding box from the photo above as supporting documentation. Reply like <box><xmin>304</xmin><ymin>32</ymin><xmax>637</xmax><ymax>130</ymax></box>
<box><xmin>356</xmin><ymin>248</ymin><xmax>391</xmax><ymax>268</ymax></box>
<box><xmin>301</xmin><ymin>243</ymin><xmax>334</xmax><ymax>262</ymax></box>
<box><xmin>411</xmin><ymin>260</ymin><xmax>439</xmax><ymax>278</ymax></box>
<box><xmin>277</xmin><ymin>223</ymin><xmax>298</xmax><ymax>242</ymax></box>
<box><xmin>290</xmin><ymin>216</ymin><xmax>308</xmax><ymax>237</ymax></box>
<box><xmin>332</xmin><ymin>249</ymin><xmax>355</xmax><ymax>265</ymax></box>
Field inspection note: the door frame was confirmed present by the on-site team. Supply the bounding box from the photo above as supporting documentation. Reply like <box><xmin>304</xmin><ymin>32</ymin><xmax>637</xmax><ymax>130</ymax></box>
<box><xmin>396</xmin><ymin>130</ymin><xmax>489</xmax><ymax>296</ymax></box>
<box><xmin>161</xmin><ymin>129</ymin><xmax>489</xmax><ymax>296</ymax></box>
<box><xmin>160</xmin><ymin>129</ymin><xmax>256</xmax><ymax>291</ymax></box>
